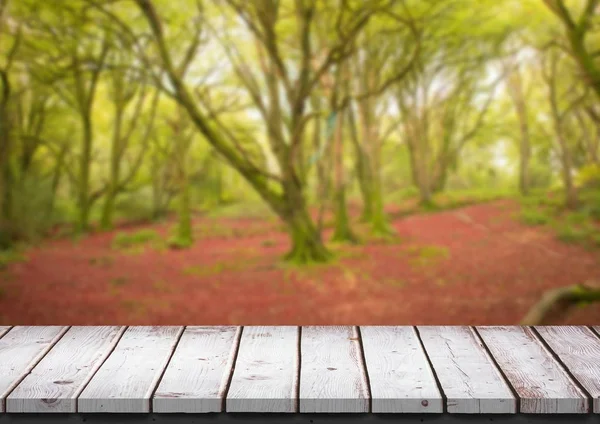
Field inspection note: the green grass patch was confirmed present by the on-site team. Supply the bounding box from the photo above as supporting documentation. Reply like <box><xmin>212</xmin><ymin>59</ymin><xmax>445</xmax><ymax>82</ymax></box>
<box><xmin>181</xmin><ymin>257</ymin><xmax>259</xmax><ymax>277</ymax></box>
<box><xmin>555</xmin><ymin>224</ymin><xmax>589</xmax><ymax>244</ymax></box>
<box><xmin>204</xmin><ymin>200</ymin><xmax>277</xmax><ymax>220</ymax></box>
<box><xmin>403</xmin><ymin>244</ymin><xmax>450</xmax><ymax>267</ymax></box>
<box><xmin>519</xmin><ymin>208</ymin><xmax>551</xmax><ymax>226</ymax></box>
<box><xmin>389</xmin><ymin>188</ymin><xmax>514</xmax><ymax>220</ymax></box>
<box><xmin>167</xmin><ymin>234</ymin><xmax>194</xmax><ymax>249</ymax></box>
<box><xmin>433</xmin><ymin>188</ymin><xmax>514</xmax><ymax>208</ymax></box>
<box><xmin>112</xmin><ymin>229</ymin><xmax>162</xmax><ymax>249</ymax></box>
<box><xmin>0</xmin><ymin>249</ymin><xmax>28</xmax><ymax>270</ymax></box>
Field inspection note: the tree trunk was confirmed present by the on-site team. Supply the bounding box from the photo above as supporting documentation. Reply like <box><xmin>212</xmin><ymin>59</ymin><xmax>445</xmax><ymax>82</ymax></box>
<box><xmin>520</xmin><ymin>282</ymin><xmax>600</xmax><ymax>325</ymax></box>
<box><xmin>168</xmin><ymin>132</ymin><xmax>193</xmax><ymax>248</ymax></box>
<box><xmin>282</xmin><ymin>189</ymin><xmax>332</xmax><ymax>263</ymax></box>
<box><xmin>347</xmin><ymin>104</ymin><xmax>373</xmax><ymax>222</ymax></box>
<box><xmin>560</xmin><ymin>145</ymin><xmax>578</xmax><ymax>209</ymax></box>
<box><xmin>100</xmin><ymin>109</ymin><xmax>123</xmax><ymax>230</ymax></box>
<box><xmin>331</xmin><ymin>109</ymin><xmax>358</xmax><ymax>243</ymax></box>
<box><xmin>46</xmin><ymin>144</ymin><xmax>68</xmax><ymax>223</ymax></box>
<box><xmin>77</xmin><ymin>116</ymin><xmax>93</xmax><ymax>232</ymax></box>
<box><xmin>507</xmin><ymin>68</ymin><xmax>532</xmax><ymax>196</ymax></box>
<box><xmin>0</xmin><ymin>121</ymin><xmax>13</xmax><ymax>249</ymax></box>
<box><xmin>413</xmin><ymin>142</ymin><xmax>433</xmax><ymax>207</ymax></box>
<box><xmin>171</xmin><ymin>171</ymin><xmax>193</xmax><ymax>248</ymax></box>
<box><xmin>355</xmin><ymin>89</ymin><xmax>393</xmax><ymax>235</ymax></box>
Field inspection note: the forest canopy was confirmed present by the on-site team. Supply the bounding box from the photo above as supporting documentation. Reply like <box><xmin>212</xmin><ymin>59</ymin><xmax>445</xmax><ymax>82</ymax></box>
<box><xmin>1</xmin><ymin>0</ymin><xmax>599</xmax><ymax>265</ymax></box>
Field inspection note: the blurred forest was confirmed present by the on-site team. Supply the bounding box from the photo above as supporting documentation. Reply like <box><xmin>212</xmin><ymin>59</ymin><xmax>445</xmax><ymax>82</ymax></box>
<box><xmin>0</xmin><ymin>0</ymin><xmax>600</xmax><ymax>325</ymax></box>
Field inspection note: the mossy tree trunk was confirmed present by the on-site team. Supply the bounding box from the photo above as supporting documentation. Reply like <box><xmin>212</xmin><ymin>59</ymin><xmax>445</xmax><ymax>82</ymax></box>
<box><xmin>281</xmin><ymin>182</ymin><xmax>332</xmax><ymax>263</ymax></box>
<box><xmin>543</xmin><ymin>0</ymin><xmax>600</xmax><ymax>101</ymax></box>
<box><xmin>520</xmin><ymin>282</ymin><xmax>600</xmax><ymax>325</ymax></box>
<box><xmin>167</xmin><ymin>108</ymin><xmax>194</xmax><ymax>249</ymax></box>
<box><xmin>76</xmin><ymin>116</ymin><xmax>93</xmax><ymax>233</ymax></box>
<box><xmin>100</xmin><ymin>53</ymin><xmax>157</xmax><ymax>231</ymax></box>
<box><xmin>506</xmin><ymin>66</ymin><xmax>532</xmax><ymax>196</ymax></box>
<box><xmin>544</xmin><ymin>48</ymin><xmax>579</xmax><ymax>209</ymax></box>
<box><xmin>331</xmin><ymin>110</ymin><xmax>358</xmax><ymax>243</ymax></box>
<box><xmin>0</xmin><ymin>3</ymin><xmax>17</xmax><ymax>249</ymax></box>
<box><xmin>347</xmin><ymin>103</ymin><xmax>373</xmax><ymax>222</ymax></box>
<box><xmin>71</xmin><ymin>36</ymin><xmax>111</xmax><ymax>233</ymax></box>
<box><xmin>327</xmin><ymin>59</ymin><xmax>358</xmax><ymax>243</ymax></box>
<box><xmin>354</xmin><ymin>64</ymin><xmax>395</xmax><ymax>236</ymax></box>
<box><xmin>0</xmin><ymin>107</ymin><xmax>13</xmax><ymax>249</ymax></box>
<box><xmin>99</xmin><ymin>105</ymin><xmax>123</xmax><ymax>231</ymax></box>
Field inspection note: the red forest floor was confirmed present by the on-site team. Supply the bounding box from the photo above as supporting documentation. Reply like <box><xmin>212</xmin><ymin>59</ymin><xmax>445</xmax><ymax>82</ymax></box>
<box><xmin>0</xmin><ymin>199</ymin><xmax>599</xmax><ymax>325</ymax></box>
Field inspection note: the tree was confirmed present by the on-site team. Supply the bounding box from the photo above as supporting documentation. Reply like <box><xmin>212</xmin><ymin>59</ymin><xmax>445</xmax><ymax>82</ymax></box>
<box><xmin>99</xmin><ymin>44</ymin><xmax>159</xmax><ymax>230</ymax></box>
<box><xmin>505</xmin><ymin>61</ymin><xmax>533</xmax><ymax>196</ymax></box>
<box><xmin>0</xmin><ymin>0</ymin><xmax>21</xmax><ymax>247</ymax></box>
<box><xmin>540</xmin><ymin>46</ymin><xmax>582</xmax><ymax>209</ymax></box>
<box><xmin>20</xmin><ymin>2</ymin><xmax>112</xmax><ymax>231</ymax></box>
<box><xmin>130</xmin><ymin>0</ymin><xmax>388</xmax><ymax>262</ymax></box>
<box><xmin>543</xmin><ymin>0</ymin><xmax>600</xmax><ymax>100</ymax></box>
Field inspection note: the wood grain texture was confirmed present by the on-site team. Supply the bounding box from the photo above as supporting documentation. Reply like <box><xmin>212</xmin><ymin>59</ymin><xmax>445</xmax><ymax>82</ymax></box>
<box><xmin>535</xmin><ymin>326</ymin><xmax>600</xmax><ymax>414</ymax></box>
<box><xmin>417</xmin><ymin>326</ymin><xmax>516</xmax><ymax>413</ymax></box>
<box><xmin>477</xmin><ymin>326</ymin><xmax>589</xmax><ymax>414</ymax></box>
<box><xmin>0</xmin><ymin>326</ymin><xmax>69</xmax><ymax>413</ymax></box>
<box><xmin>77</xmin><ymin>326</ymin><xmax>183</xmax><ymax>413</ymax></box>
<box><xmin>6</xmin><ymin>326</ymin><xmax>126</xmax><ymax>413</ymax></box>
<box><xmin>361</xmin><ymin>326</ymin><xmax>443</xmax><ymax>413</ymax></box>
<box><xmin>226</xmin><ymin>326</ymin><xmax>299</xmax><ymax>413</ymax></box>
<box><xmin>153</xmin><ymin>326</ymin><xmax>241</xmax><ymax>413</ymax></box>
<box><xmin>299</xmin><ymin>326</ymin><xmax>370</xmax><ymax>413</ymax></box>
<box><xmin>0</xmin><ymin>327</ymin><xmax>10</xmax><ymax>339</ymax></box>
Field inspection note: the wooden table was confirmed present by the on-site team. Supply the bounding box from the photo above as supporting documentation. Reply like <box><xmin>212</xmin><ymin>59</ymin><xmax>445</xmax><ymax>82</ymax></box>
<box><xmin>0</xmin><ymin>326</ymin><xmax>598</xmax><ymax>424</ymax></box>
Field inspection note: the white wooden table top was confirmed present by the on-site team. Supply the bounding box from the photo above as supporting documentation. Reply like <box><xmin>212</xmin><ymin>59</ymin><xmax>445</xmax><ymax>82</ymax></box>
<box><xmin>0</xmin><ymin>326</ymin><xmax>598</xmax><ymax>414</ymax></box>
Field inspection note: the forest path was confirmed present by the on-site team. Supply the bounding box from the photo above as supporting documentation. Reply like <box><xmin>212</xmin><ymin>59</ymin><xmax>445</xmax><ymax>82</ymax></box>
<box><xmin>0</xmin><ymin>199</ymin><xmax>598</xmax><ymax>325</ymax></box>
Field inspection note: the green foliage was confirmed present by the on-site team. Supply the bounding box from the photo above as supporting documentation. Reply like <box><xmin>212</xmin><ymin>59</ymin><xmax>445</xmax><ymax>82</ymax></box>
<box><xmin>112</xmin><ymin>192</ymin><xmax>157</xmax><ymax>224</ymax></box>
<box><xmin>404</xmin><ymin>244</ymin><xmax>450</xmax><ymax>268</ymax></box>
<box><xmin>112</xmin><ymin>229</ymin><xmax>161</xmax><ymax>249</ymax></box>
<box><xmin>0</xmin><ymin>249</ymin><xmax>27</xmax><ymax>270</ymax></box>
<box><xmin>8</xmin><ymin>176</ymin><xmax>59</xmax><ymax>242</ymax></box>
<box><xmin>579</xmin><ymin>190</ymin><xmax>600</xmax><ymax>220</ymax></box>
<box><xmin>519</xmin><ymin>208</ymin><xmax>550</xmax><ymax>226</ymax></box>
<box><xmin>576</xmin><ymin>164</ymin><xmax>600</xmax><ymax>189</ymax></box>
<box><xmin>167</xmin><ymin>234</ymin><xmax>194</xmax><ymax>249</ymax></box>
<box><xmin>555</xmin><ymin>224</ymin><xmax>588</xmax><ymax>244</ymax></box>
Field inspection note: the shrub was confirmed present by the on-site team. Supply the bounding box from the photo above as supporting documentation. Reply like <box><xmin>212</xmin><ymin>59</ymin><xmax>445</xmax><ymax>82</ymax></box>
<box><xmin>112</xmin><ymin>229</ymin><xmax>160</xmax><ymax>249</ymax></box>
<box><xmin>520</xmin><ymin>208</ymin><xmax>551</xmax><ymax>226</ymax></box>
<box><xmin>576</xmin><ymin>164</ymin><xmax>600</xmax><ymax>189</ymax></box>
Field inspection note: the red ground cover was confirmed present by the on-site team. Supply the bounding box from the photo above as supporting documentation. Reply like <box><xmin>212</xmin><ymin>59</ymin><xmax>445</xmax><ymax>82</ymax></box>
<box><xmin>1</xmin><ymin>199</ymin><xmax>599</xmax><ymax>325</ymax></box>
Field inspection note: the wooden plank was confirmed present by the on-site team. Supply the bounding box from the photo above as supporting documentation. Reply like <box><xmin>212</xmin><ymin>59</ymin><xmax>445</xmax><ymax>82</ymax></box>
<box><xmin>77</xmin><ymin>326</ymin><xmax>183</xmax><ymax>413</ymax></box>
<box><xmin>299</xmin><ymin>326</ymin><xmax>370</xmax><ymax>413</ymax></box>
<box><xmin>360</xmin><ymin>326</ymin><xmax>443</xmax><ymax>413</ymax></box>
<box><xmin>0</xmin><ymin>327</ymin><xmax>10</xmax><ymax>339</ymax></box>
<box><xmin>226</xmin><ymin>326</ymin><xmax>298</xmax><ymax>413</ymax></box>
<box><xmin>417</xmin><ymin>326</ymin><xmax>516</xmax><ymax>414</ymax></box>
<box><xmin>477</xmin><ymin>326</ymin><xmax>589</xmax><ymax>414</ymax></box>
<box><xmin>6</xmin><ymin>326</ymin><xmax>126</xmax><ymax>413</ymax></box>
<box><xmin>0</xmin><ymin>326</ymin><xmax>69</xmax><ymax>413</ymax></box>
<box><xmin>535</xmin><ymin>326</ymin><xmax>600</xmax><ymax>414</ymax></box>
<box><xmin>153</xmin><ymin>326</ymin><xmax>240</xmax><ymax>413</ymax></box>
